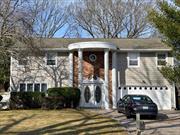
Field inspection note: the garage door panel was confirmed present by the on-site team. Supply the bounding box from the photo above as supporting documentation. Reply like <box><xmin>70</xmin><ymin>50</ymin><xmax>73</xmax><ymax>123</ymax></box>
<box><xmin>118</xmin><ymin>86</ymin><xmax>171</xmax><ymax>110</ymax></box>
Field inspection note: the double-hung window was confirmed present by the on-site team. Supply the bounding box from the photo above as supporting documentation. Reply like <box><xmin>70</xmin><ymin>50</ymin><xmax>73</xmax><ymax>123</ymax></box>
<box><xmin>18</xmin><ymin>58</ymin><xmax>28</xmax><ymax>66</ymax></box>
<box><xmin>157</xmin><ymin>53</ymin><xmax>167</xmax><ymax>66</ymax></box>
<box><xmin>128</xmin><ymin>52</ymin><xmax>140</xmax><ymax>67</ymax></box>
<box><xmin>46</xmin><ymin>52</ymin><xmax>57</xmax><ymax>66</ymax></box>
<box><xmin>19</xmin><ymin>83</ymin><xmax>26</xmax><ymax>92</ymax></box>
<box><xmin>41</xmin><ymin>83</ymin><xmax>47</xmax><ymax>92</ymax></box>
<box><xmin>19</xmin><ymin>83</ymin><xmax>48</xmax><ymax>92</ymax></box>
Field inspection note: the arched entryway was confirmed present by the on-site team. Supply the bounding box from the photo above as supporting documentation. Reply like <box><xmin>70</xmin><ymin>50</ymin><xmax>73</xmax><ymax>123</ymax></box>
<box><xmin>68</xmin><ymin>41</ymin><xmax>118</xmax><ymax>109</ymax></box>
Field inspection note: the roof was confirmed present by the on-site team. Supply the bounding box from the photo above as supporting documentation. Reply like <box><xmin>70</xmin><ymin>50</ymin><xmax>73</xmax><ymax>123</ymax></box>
<box><xmin>16</xmin><ymin>38</ymin><xmax>172</xmax><ymax>51</ymax></box>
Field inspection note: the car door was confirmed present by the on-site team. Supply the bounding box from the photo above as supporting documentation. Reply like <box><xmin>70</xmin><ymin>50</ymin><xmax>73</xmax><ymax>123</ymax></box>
<box><xmin>122</xmin><ymin>96</ymin><xmax>131</xmax><ymax>113</ymax></box>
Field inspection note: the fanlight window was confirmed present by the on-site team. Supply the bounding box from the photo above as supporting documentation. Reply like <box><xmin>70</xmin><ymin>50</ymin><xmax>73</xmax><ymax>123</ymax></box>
<box><xmin>84</xmin><ymin>86</ymin><xmax>91</xmax><ymax>103</ymax></box>
<box><xmin>95</xmin><ymin>86</ymin><xmax>101</xmax><ymax>103</ymax></box>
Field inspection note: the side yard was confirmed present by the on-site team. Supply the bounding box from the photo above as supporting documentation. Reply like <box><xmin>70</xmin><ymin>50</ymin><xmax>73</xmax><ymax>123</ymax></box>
<box><xmin>0</xmin><ymin>109</ymin><xmax>127</xmax><ymax>135</ymax></box>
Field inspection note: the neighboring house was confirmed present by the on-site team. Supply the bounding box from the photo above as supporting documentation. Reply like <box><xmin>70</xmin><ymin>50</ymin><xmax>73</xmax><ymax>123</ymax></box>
<box><xmin>10</xmin><ymin>38</ymin><xmax>176</xmax><ymax>110</ymax></box>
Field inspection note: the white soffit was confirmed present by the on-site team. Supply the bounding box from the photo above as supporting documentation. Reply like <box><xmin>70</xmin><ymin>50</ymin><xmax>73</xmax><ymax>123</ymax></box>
<box><xmin>68</xmin><ymin>41</ymin><xmax>117</xmax><ymax>50</ymax></box>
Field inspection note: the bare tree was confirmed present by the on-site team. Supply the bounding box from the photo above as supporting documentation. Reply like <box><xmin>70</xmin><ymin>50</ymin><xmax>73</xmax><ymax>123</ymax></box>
<box><xmin>0</xmin><ymin>0</ymin><xmax>24</xmax><ymax>91</ymax></box>
<box><xmin>21</xmin><ymin>0</ymin><xmax>69</xmax><ymax>38</ymax></box>
<box><xmin>122</xmin><ymin>0</ymin><xmax>154</xmax><ymax>38</ymax></box>
<box><xmin>70</xmin><ymin>0</ymin><xmax>154</xmax><ymax>38</ymax></box>
<box><xmin>0</xmin><ymin>0</ymin><xmax>69</xmax><ymax>91</ymax></box>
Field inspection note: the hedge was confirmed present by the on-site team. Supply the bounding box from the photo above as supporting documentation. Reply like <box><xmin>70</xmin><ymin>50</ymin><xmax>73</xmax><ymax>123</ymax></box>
<box><xmin>47</xmin><ymin>87</ymin><xmax>81</xmax><ymax>108</ymax></box>
<box><xmin>10</xmin><ymin>92</ymin><xmax>45</xmax><ymax>109</ymax></box>
<box><xmin>0</xmin><ymin>95</ymin><xmax>2</xmax><ymax>101</ymax></box>
<box><xmin>9</xmin><ymin>87</ymin><xmax>81</xmax><ymax>109</ymax></box>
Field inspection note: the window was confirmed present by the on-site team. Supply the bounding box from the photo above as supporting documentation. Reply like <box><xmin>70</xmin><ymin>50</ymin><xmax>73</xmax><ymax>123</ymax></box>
<box><xmin>20</xmin><ymin>83</ymin><xmax>26</xmax><ymax>92</ymax></box>
<box><xmin>89</xmin><ymin>54</ymin><xmax>97</xmax><ymax>62</ymax></box>
<box><xmin>18</xmin><ymin>58</ymin><xmax>28</xmax><ymax>66</ymax></box>
<box><xmin>157</xmin><ymin>53</ymin><xmax>167</xmax><ymax>66</ymax></box>
<box><xmin>46</xmin><ymin>53</ymin><xmax>56</xmax><ymax>66</ymax></box>
<box><xmin>27</xmin><ymin>83</ymin><xmax>33</xmax><ymax>91</ymax></box>
<box><xmin>34</xmin><ymin>83</ymin><xmax>40</xmax><ymax>92</ymax></box>
<box><xmin>128</xmin><ymin>52</ymin><xmax>139</xmax><ymax>67</ymax></box>
<box><xmin>19</xmin><ymin>83</ymin><xmax>47</xmax><ymax>92</ymax></box>
<box><xmin>41</xmin><ymin>83</ymin><xmax>47</xmax><ymax>92</ymax></box>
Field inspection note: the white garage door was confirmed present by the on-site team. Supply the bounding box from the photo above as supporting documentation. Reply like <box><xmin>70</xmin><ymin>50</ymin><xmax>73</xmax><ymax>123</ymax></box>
<box><xmin>117</xmin><ymin>86</ymin><xmax>172</xmax><ymax>110</ymax></box>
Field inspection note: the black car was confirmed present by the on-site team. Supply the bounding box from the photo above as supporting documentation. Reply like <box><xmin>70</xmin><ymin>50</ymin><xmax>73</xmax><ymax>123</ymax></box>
<box><xmin>117</xmin><ymin>95</ymin><xmax>158</xmax><ymax>118</ymax></box>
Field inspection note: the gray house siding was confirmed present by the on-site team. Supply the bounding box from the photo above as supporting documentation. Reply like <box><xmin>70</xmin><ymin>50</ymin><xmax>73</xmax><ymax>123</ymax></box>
<box><xmin>116</xmin><ymin>52</ymin><xmax>175</xmax><ymax>110</ymax></box>
<box><xmin>10</xmin><ymin>52</ymin><xmax>69</xmax><ymax>91</ymax></box>
<box><xmin>117</xmin><ymin>52</ymin><xmax>173</xmax><ymax>86</ymax></box>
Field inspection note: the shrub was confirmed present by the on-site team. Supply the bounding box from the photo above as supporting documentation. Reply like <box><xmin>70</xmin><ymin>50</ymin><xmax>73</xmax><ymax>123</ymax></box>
<box><xmin>0</xmin><ymin>95</ymin><xmax>2</xmax><ymax>101</ymax></box>
<box><xmin>10</xmin><ymin>92</ymin><xmax>45</xmax><ymax>109</ymax></box>
<box><xmin>41</xmin><ymin>96</ymin><xmax>64</xmax><ymax>110</ymax></box>
<box><xmin>47</xmin><ymin>87</ymin><xmax>81</xmax><ymax>108</ymax></box>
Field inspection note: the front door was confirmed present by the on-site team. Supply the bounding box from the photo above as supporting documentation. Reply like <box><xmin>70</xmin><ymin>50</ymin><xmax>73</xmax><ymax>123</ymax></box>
<box><xmin>81</xmin><ymin>84</ymin><xmax>102</xmax><ymax>108</ymax></box>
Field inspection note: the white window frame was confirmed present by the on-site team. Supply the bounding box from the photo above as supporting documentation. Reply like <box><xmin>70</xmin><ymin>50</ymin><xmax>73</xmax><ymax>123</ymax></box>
<box><xmin>19</xmin><ymin>83</ymin><xmax>26</xmax><ymax>92</ymax></box>
<box><xmin>41</xmin><ymin>83</ymin><xmax>48</xmax><ymax>92</ymax></box>
<box><xmin>45</xmin><ymin>52</ymin><xmax>57</xmax><ymax>66</ymax></box>
<box><xmin>156</xmin><ymin>52</ymin><xmax>168</xmax><ymax>67</ymax></box>
<box><xmin>127</xmin><ymin>52</ymin><xmax>140</xmax><ymax>67</ymax></box>
<box><xmin>34</xmin><ymin>83</ymin><xmax>41</xmax><ymax>92</ymax></box>
<box><xmin>17</xmin><ymin>57</ymin><xmax>28</xmax><ymax>67</ymax></box>
<box><xmin>19</xmin><ymin>83</ymin><xmax>48</xmax><ymax>92</ymax></box>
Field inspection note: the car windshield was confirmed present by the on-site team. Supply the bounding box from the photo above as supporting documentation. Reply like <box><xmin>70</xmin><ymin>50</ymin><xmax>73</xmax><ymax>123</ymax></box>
<box><xmin>131</xmin><ymin>96</ymin><xmax>153</xmax><ymax>103</ymax></box>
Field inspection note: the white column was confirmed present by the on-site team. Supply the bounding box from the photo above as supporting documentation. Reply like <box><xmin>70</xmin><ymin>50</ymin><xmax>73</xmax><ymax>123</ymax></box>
<box><xmin>78</xmin><ymin>49</ymin><xmax>83</xmax><ymax>88</ymax></box>
<box><xmin>171</xmin><ymin>83</ymin><xmax>176</xmax><ymax>109</ymax></box>
<box><xmin>104</xmin><ymin>49</ymin><xmax>109</xmax><ymax>109</ymax></box>
<box><xmin>112</xmin><ymin>51</ymin><xmax>117</xmax><ymax>109</ymax></box>
<box><xmin>69</xmin><ymin>52</ymin><xmax>73</xmax><ymax>87</ymax></box>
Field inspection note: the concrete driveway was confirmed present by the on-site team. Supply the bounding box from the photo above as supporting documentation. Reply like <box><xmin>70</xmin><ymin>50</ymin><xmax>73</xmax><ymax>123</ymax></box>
<box><xmin>92</xmin><ymin>109</ymin><xmax>180</xmax><ymax>135</ymax></box>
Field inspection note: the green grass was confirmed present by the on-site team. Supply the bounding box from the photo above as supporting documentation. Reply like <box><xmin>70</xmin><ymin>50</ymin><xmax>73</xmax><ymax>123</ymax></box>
<box><xmin>0</xmin><ymin>109</ymin><xmax>127</xmax><ymax>135</ymax></box>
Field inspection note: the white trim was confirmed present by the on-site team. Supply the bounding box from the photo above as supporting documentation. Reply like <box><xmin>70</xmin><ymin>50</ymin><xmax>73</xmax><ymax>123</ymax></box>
<box><xmin>10</xmin><ymin>56</ymin><xmax>13</xmax><ymax>92</ymax></box>
<box><xmin>43</xmin><ymin>48</ymin><xmax>68</xmax><ymax>51</ymax></box>
<box><xmin>127</xmin><ymin>52</ymin><xmax>140</xmax><ymax>68</ymax></box>
<box><xmin>45</xmin><ymin>52</ymin><xmax>57</xmax><ymax>67</ymax></box>
<box><xmin>78</xmin><ymin>49</ymin><xmax>83</xmax><ymax>88</ymax></box>
<box><xmin>18</xmin><ymin>82</ymin><xmax>48</xmax><ymax>92</ymax></box>
<box><xmin>119</xmin><ymin>48</ymin><xmax>172</xmax><ymax>52</ymax></box>
<box><xmin>104</xmin><ymin>50</ymin><xmax>109</xmax><ymax>109</ymax></box>
<box><xmin>69</xmin><ymin>52</ymin><xmax>74</xmax><ymax>87</ymax></box>
<box><xmin>68</xmin><ymin>41</ymin><xmax>117</xmax><ymax>50</ymax></box>
<box><xmin>156</xmin><ymin>52</ymin><xmax>168</xmax><ymax>67</ymax></box>
<box><xmin>112</xmin><ymin>52</ymin><xmax>117</xmax><ymax>109</ymax></box>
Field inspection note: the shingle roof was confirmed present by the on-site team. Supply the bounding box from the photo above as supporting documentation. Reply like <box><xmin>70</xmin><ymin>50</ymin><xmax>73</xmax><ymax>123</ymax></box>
<box><xmin>41</xmin><ymin>38</ymin><xmax>171</xmax><ymax>50</ymax></box>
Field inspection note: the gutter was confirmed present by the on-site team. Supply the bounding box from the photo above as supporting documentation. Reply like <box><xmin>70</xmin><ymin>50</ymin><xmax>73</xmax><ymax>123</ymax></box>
<box><xmin>118</xmin><ymin>48</ymin><xmax>172</xmax><ymax>52</ymax></box>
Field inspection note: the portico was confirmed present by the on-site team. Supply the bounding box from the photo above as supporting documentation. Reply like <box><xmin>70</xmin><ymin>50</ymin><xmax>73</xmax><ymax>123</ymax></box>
<box><xmin>68</xmin><ymin>42</ymin><xmax>118</xmax><ymax>109</ymax></box>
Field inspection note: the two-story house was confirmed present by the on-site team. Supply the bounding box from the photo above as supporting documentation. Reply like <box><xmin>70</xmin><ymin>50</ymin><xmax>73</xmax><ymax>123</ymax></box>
<box><xmin>10</xmin><ymin>38</ymin><xmax>176</xmax><ymax>110</ymax></box>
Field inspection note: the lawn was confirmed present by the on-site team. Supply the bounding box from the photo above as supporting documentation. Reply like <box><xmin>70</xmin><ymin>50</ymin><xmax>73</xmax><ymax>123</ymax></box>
<box><xmin>0</xmin><ymin>109</ymin><xmax>127</xmax><ymax>135</ymax></box>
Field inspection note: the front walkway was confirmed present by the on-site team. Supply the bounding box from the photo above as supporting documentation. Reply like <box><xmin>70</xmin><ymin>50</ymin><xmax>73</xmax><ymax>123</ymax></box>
<box><xmin>91</xmin><ymin>109</ymin><xmax>180</xmax><ymax>135</ymax></box>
